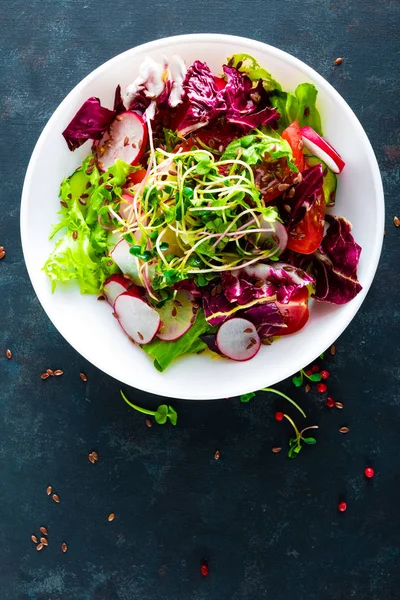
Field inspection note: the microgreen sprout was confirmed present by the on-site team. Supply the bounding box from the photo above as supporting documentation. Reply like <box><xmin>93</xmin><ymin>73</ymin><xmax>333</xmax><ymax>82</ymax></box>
<box><xmin>285</xmin><ymin>416</ymin><xmax>318</xmax><ymax>458</ymax></box>
<box><xmin>292</xmin><ymin>369</ymin><xmax>322</xmax><ymax>387</ymax></box>
<box><xmin>120</xmin><ymin>390</ymin><xmax>177</xmax><ymax>425</ymax></box>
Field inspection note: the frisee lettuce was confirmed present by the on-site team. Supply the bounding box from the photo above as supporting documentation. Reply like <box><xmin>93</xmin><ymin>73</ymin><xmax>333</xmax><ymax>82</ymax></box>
<box><xmin>44</xmin><ymin>155</ymin><xmax>137</xmax><ymax>294</ymax></box>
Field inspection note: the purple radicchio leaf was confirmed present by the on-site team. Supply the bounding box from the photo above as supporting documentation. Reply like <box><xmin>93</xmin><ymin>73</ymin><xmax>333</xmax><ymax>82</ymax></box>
<box><xmin>312</xmin><ymin>215</ymin><xmax>362</xmax><ymax>304</ymax></box>
<box><xmin>283</xmin><ymin>163</ymin><xmax>324</xmax><ymax>229</ymax></box>
<box><xmin>62</xmin><ymin>97</ymin><xmax>116</xmax><ymax>151</ymax></box>
<box><xmin>223</xmin><ymin>262</ymin><xmax>314</xmax><ymax>305</ymax></box>
<box><xmin>177</xmin><ymin>60</ymin><xmax>227</xmax><ymax>135</ymax></box>
<box><xmin>222</xmin><ymin>66</ymin><xmax>280</xmax><ymax>130</ymax></box>
<box><xmin>240</xmin><ymin>302</ymin><xmax>287</xmax><ymax>338</ymax></box>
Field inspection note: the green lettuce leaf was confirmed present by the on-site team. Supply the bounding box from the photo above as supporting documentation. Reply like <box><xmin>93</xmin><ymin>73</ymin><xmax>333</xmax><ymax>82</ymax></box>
<box><xmin>222</xmin><ymin>130</ymin><xmax>298</xmax><ymax>171</ymax></box>
<box><xmin>142</xmin><ymin>310</ymin><xmax>214</xmax><ymax>372</ymax></box>
<box><xmin>44</xmin><ymin>155</ymin><xmax>135</xmax><ymax>294</ymax></box>
<box><xmin>270</xmin><ymin>83</ymin><xmax>323</xmax><ymax>135</ymax></box>
<box><xmin>227</xmin><ymin>53</ymin><xmax>282</xmax><ymax>91</ymax></box>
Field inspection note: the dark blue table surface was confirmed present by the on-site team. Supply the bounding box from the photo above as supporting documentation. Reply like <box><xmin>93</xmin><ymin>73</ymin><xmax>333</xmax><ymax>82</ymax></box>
<box><xmin>1</xmin><ymin>1</ymin><xmax>400</xmax><ymax>599</ymax></box>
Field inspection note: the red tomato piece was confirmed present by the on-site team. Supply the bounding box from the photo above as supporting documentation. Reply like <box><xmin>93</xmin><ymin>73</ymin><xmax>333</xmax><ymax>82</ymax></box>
<box><xmin>281</xmin><ymin>121</ymin><xmax>305</xmax><ymax>171</ymax></box>
<box><xmin>127</xmin><ymin>168</ymin><xmax>147</xmax><ymax>185</ymax></box>
<box><xmin>287</xmin><ymin>188</ymin><xmax>326</xmax><ymax>254</ymax></box>
<box><xmin>276</xmin><ymin>287</ymin><xmax>309</xmax><ymax>335</ymax></box>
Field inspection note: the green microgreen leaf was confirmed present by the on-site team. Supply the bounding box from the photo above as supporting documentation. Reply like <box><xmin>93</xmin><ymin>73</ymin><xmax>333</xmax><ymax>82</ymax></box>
<box><xmin>292</xmin><ymin>373</ymin><xmax>304</xmax><ymax>387</ymax></box>
<box><xmin>240</xmin><ymin>392</ymin><xmax>256</xmax><ymax>403</ymax></box>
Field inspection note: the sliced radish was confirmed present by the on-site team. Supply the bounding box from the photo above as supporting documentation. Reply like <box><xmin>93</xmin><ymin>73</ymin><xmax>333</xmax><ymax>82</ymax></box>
<box><xmin>103</xmin><ymin>274</ymin><xmax>131</xmax><ymax>307</ymax></box>
<box><xmin>97</xmin><ymin>111</ymin><xmax>148</xmax><ymax>171</ymax></box>
<box><xmin>156</xmin><ymin>290</ymin><xmax>197</xmax><ymax>341</ymax></box>
<box><xmin>301</xmin><ymin>126</ymin><xmax>345</xmax><ymax>174</ymax></box>
<box><xmin>110</xmin><ymin>239</ymin><xmax>142</xmax><ymax>285</ymax></box>
<box><xmin>216</xmin><ymin>318</ymin><xmax>261</xmax><ymax>362</ymax></box>
<box><xmin>114</xmin><ymin>292</ymin><xmax>160</xmax><ymax>344</ymax></box>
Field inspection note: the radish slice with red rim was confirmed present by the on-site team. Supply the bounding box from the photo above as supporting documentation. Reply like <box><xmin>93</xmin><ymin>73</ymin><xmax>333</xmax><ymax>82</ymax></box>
<box><xmin>97</xmin><ymin>111</ymin><xmax>148</xmax><ymax>171</ymax></box>
<box><xmin>156</xmin><ymin>290</ymin><xmax>197</xmax><ymax>341</ymax></box>
<box><xmin>114</xmin><ymin>292</ymin><xmax>160</xmax><ymax>344</ymax></box>
<box><xmin>216</xmin><ymin>318</ymin><xmax>261</xmax><ymax>361</ymax></box>
<box><xmin>301</xmin><ymin>126</ymin><xmax>345</xmax><ymax>174</ymax></box>
<box><xmin>103</xmin><ymin>274</ymin><xmax>131</xmax><ymax>307</ymax></box>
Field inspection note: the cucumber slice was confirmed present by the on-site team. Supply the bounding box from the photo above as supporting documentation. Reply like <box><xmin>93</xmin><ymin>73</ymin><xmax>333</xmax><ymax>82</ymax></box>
<box><xmin>306</xmin><ymin>155</ymin><xmax>337</xmax><ymax>205</ymax></box>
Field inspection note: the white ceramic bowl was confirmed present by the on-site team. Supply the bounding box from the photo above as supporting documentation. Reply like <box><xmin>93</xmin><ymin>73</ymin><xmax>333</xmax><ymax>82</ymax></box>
<box><xmin>21</xmin><ymin>34</ymin><xmax>384</xmax><ymax>400</ymax></box>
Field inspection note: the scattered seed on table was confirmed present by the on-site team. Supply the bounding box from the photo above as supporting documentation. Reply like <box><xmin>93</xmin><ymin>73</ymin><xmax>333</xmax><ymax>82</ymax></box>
<box><xmin>88</xmin><ymin>451</ymin><xmax>98</xmax><ymax>463</ymax></box>
<box><xmin>108</xmin><ymin>513</ymin><xmax>115</xmax><ymax>522</ymax></box>
<box><xmin>31</xmin><ymin>535</ymin><xmax>38</xmax><ymax>544</ymax></box>
<box><xmin>6</xmin><ymin>349</ymin><xmax>12</xmax><ymax>359</ymax></box>
<box><xmin>334</xmin><ymin>57</ymin><xmax>343</xmax><ymax>65</ymax></box>
<box><xmin>335</xmin><ymin>402</ymin><xmax>344</xmax><ymax>409</ymax></box>
<box><xmin>46</xmin><ymin>369</ymin><xmax>54</xmax><ymax>376</ymax></box>
<box><xmin>40</xmin><ymin>527</ymin><xmax>48</xmax><ymax>536</ymax></box>
<box><xmin>52</xmin><ymin>494</ymin><xmax>60</xmax><ymax>503</ymax></box>
<box><xmin>62</xmin><ymin>543</ymin><xmax>68</xmax><ymax>553</ymax></box>
<box><xmin>305</xmin><ymin>384</ymin><xmax>311</xmax><ymax>393</ymax></box>
<box><xmin>54</xmin><ymin>370</ymin><xmax>63</xmax><ymax>376</ymax></box>
<box><xmin>214</xmin><ymin>450</ymin><xmax>220</xmax><ymax>461</ymax></box>
<box><xmin>145</xmin><ymin>418</ymin><xmax>152</xmax><ymax>428</ymax></box>
<box><xmin>80</xmin><ymin>372</ymin><xmax>88</xmax><ymax>382</ymax></box>
<box><xmin>394</xmin><ymin>216</ymin><xmax>400</xmax><ymax>227</ymax></box>
<box><xmin>40</xmin><ymin>537</ymin><xmax>48</xmax><ymax>546</ymax></box>
<box><xmin>330</xmin><ymin>344</ymin><xmax>336</xmax><ymax>355</ymax></box>
<box><xmin>46</xmin><ymin>486</ymin><xmax>52</xmax><ymax>496</ymax></box>
<box><xmin>36</xmin><ymin>543</ymin><xmax>44</xmax><ymax>551</ymax></box>
<box><xmin>41</xmin><ymin>372</ymin><xmax>49</xmax><ymax>380</ymax></box>
<box><xmin>0</xmin><ymin>250</ymin><xmax>5</xmax><ymax>260</ymax></box>
<box><xmin>339</xmin><ymin>427</ymin><xmax>349</xmax><ymax>434</ymax></box>
<box><xmin>272</xmin><ymin>447</ymin><xmax>282</xmax><ymax>454</ymax></box>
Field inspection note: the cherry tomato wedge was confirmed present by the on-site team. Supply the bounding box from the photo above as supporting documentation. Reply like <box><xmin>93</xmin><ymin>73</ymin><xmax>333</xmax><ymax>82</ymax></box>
<box><xmin>127</xmin><ymin>168</ymin><xmax>147</xmax><ymax>185</ymax></box>
<box><xmin>281</xmin><ymin>121</ymin><xmax>305</xmax><ymax>171</ymax></box>
<box><xmin>287</xmin><ymin>187</ymin><xmax>325</xmax><ymax>254</ymax></box>
<box><xmin>276</xmin><ymin>287</ymin><xmax>309</xmax><ymax>335</ymax></box>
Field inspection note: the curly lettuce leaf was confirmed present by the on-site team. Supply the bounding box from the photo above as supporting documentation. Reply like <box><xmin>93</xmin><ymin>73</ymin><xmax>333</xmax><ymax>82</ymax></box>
<box><xmin>142</xmin><ymin>310</ymin><xmax>214</xmax><ymax>371</ymax></box>
<box><xmin>44</xmin><ymin>156</ymin><xmax>135</xmax><ymax>294</ymax></box>
<box><xmin>226</xmin><ymin>53</ymin><xmax>282</xmax><ymax>91</ymax></box>
<box><xmin>222</xmin><ymin>130</ymin><xmax>298</xmax><ymax>171</ymax></box>
<box><xmin>270</xmin><ymin>83</ymin><xmax>323</xmax><ymax>135</ymax></box>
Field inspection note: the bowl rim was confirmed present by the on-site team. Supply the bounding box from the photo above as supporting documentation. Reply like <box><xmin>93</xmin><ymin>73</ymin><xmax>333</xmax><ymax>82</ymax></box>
<box><xmin>20</xmin><ymin>33</ymin><xmax>384</xmax><ymax>399</ymax></box>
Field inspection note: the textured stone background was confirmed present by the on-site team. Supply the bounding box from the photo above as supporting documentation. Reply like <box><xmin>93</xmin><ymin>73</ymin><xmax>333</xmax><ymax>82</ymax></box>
<box><xmin>1</xmin><ymin>1</ymin><xmax>399</xmax><ymax>598</ymax></box>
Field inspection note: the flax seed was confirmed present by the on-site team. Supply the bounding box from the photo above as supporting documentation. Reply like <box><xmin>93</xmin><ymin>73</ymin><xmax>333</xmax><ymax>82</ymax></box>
<box><xmin>116</xmin><ymin>115</ymin><xmax>122</xmax><ymax>121</ymax></box>
<box><xmin>272</xmin><ymin>447</ymin><xmax>282</xmax><ymax>453</ymax></box>
<box><xmin>244</xmin><ymin>328</ymin><xmax>253</xmax><ymax>334</ymax></box>
<box><xmin>46</xmin><ymin>369</ymin><xmax>54</xmax><ymax>376</ymax></box>
<box><xmin>6</xmin><ymin>349</ymin><xmax>12</xmax><ymax>359</ymax></box>
<box><xmin>137</xmin><ymin>332</ymin><xmax>144</xmax><ymax>341</ymax></box>
<box><xmin>214</xmin><ymin>450</ymin><xmax>220</xmax><ymax>460</ymax></box>
<box><xmin>145</xmin><ymin>418</ymin><xmax>152</xmax><ymax>428</ymax></box>
<box><xmin>339</xmin><ymin>427</ymin><xmax>349</xmax><ymax>434</ymax></box>
<box><xmin>40</xmin><ymin>527</ymin><xmax>48</xmax><ymax>536</ymax></box>
<box><xmin>394</xmin><ymin>216</ymin><xmax>400</xmax><ymax>227</ymax></box>
<box><xmin>52</xmin><ymin>494</ymin><xmax>60</xmax><ymax>503</ymax></box>
<box><xmin>54</xmin><ymin>370</ymin><xmax>63</xmax><ymax>376</ymax></box>
<box><xmin>79</xmin><ymin>372</ymin><xmax>87</xmax><ymax>382</ymax></box>
<box><xmin>335</xmin><ymin>402</ymin><xmax>344</xmax><ymax>409</ymax></box>
<box><xmin>40</xmin><ymin>538</ymin><xmax>48</xmax><ymax>546</ymax></box>
<box><xmin>41</xmin><ymin>373</ymin><xmax>49</xmax><ymax>380</ymax></box>
<box><xmin>46</xmin><ymin>486</ymin><xmax>52</xmax><ymax>495</ymax></box>
<box><xmin>305</xmin><ymin>384</ymin><xmax>311</xmax><ymax>393</ymax></box>
<box><xmin>62</xmin><ymin>543</ymin><xmax>68</xmax><ymax>553</ymax></box>
<box><xmin>171</xmin><ymin>307</ymin><xmax>177</xmax><ymax>318</ymax></box>
<box><xmin>31</xmin><ymin>535</ymin><xmax>38</xmax><ymax>544</ymax></box>
<box><xmin>334</xmin><ymin>57</ymin><xmax>343</xmax><ymax>65</ymax></box>
<box><xmin>108</xmin><ymin>513</ymin><xmax>115</xmax><ymax>522</ymax></box>
<box><xmin>78</xmin><ymin>197</ymin><xmax>87</xmax><ymax>206</ymax></box>
<box><xmin>60</xmin><ymin>200</ymin><xmax>68</xmax><ymax>208</ymax></box>
<box><xmin>36</xmin><ymin>543</ymin><xmax>44</xmax><ymax>551</ymax></box>
<box><xmin>0</xmin><ymin>250</ymin><xmax>5</xmax><ymax>259</ymax></box>
<box><xmin>72</xmin><ymin>231</ymin><xmax>78</xmax><ymax>240</ymax></box>
<box><xmin>124</xmin><ymin>136</ymin><xmax>129</xmax><ymax>147</ymax></box>
<box><xmin>330</xmin><ymin>344</ymin><xmax>336</xmax><ymax>355</ymax></box>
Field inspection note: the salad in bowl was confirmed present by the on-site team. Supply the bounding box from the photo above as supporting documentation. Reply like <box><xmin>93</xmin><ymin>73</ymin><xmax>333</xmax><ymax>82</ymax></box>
<box><xmin>43</xmin><ymin>52</ymin><xmax>362</xmax><ymax>373</ymax></box>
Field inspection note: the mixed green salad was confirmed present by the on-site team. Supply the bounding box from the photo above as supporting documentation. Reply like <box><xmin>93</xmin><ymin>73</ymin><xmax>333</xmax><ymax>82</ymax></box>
<box><xmin>44</xmin><ymin>53</ymin><xmax>362</xmax><ymax>370</ymax></box>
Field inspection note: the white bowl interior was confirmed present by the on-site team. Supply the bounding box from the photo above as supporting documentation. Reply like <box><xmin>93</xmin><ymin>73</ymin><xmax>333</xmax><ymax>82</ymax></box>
<box><xmin>21</xmin><ymin>34</ymin><xmax>384</xmax><ymax>399</ymax></box>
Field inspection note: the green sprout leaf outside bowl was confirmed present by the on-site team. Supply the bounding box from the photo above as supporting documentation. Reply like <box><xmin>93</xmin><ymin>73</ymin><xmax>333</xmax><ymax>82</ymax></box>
<box><xmin>120</xmin><ymin>390</ymin><xmax>177</xmax><ymax>426</ymax></box>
